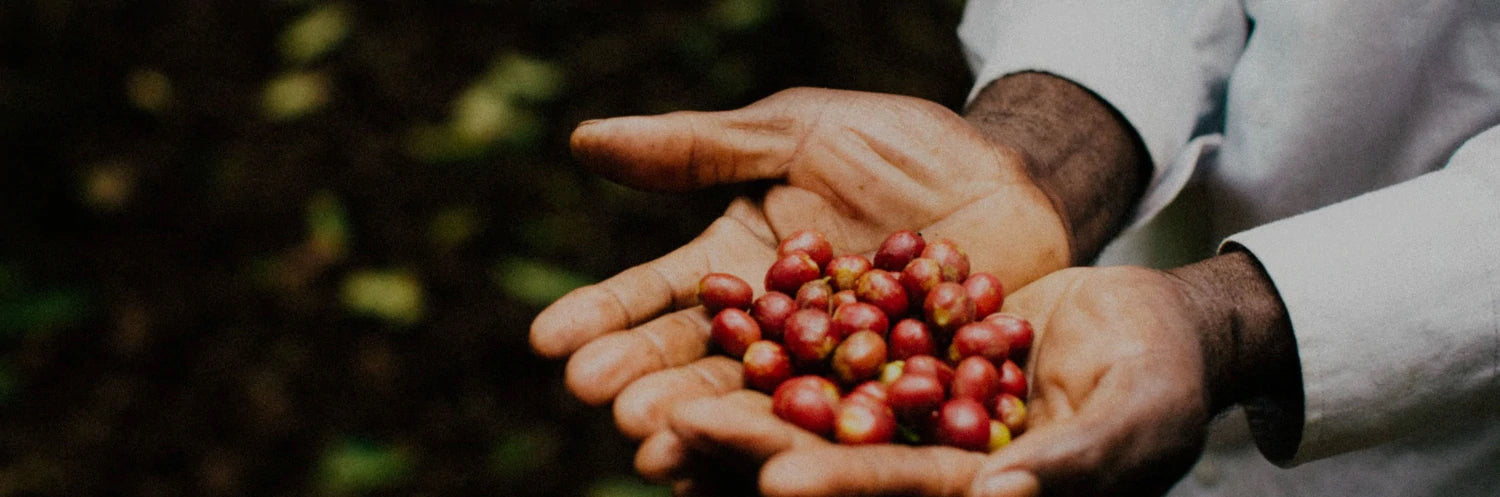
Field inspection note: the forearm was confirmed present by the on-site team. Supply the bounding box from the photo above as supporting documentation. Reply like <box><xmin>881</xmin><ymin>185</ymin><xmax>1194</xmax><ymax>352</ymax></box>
<box><xmin>1168</xmin><ymin>249</ymin><xmax>1302</xmax><ymax>462</ymax></box>
<box><xmin>963</xmin><ymin>71</ymin><xmax>1151</xmax><ymax>264</ymax></box>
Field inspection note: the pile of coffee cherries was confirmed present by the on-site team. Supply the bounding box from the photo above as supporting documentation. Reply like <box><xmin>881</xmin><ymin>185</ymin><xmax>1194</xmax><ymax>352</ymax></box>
<box><xmin>697</xmin><ymin>230</ymin><xmax>1033</xmax><ymax>452</ymax></box>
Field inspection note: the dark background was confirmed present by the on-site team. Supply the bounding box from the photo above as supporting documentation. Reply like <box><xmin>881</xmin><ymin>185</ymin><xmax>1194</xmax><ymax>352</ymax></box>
<box><xmin>0</xmin><ymin>1</ymin><xmax>971</xmax><ymax>495</ymax></box>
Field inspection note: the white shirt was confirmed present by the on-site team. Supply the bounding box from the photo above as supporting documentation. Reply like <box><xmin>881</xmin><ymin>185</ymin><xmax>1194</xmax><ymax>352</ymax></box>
<box><xmin>960</xmin><ymin>1</ymin><xmax>1500</xmax><ymax>495</ymax></box>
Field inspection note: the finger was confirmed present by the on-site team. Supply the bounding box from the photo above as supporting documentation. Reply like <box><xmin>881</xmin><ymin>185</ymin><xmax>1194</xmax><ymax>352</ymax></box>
<box><xmin>565</xmin><ymin>306</ymin><xmax>712</xmax><ymax>406</ymax></box>
<box><xmin>668</xmin><ymin>390</ymin><xmax>827</xmax><ymax>464</ymax></box>
<box><xmin>759</xmin><ymin>445</ymin><xmax>987</xmax><ymax>497</ymax></box>
<box><xmin>636</xmin><ymin>431</ymin><xmax>690</xmax><ymax>483</ymax></box>
<box><xmin>531</xmin><ymin>198</ymin><xmax>776</xmax><ymax>359</ymax></box>
<box><xmin>571</xmin><ymin>97</ymin><xmax>804</xmax><ymax>192</ymax></box>
<box><xmin>615</xmin><ymin>356</ymin><xmax>744</xmax><ymax>440</ymax></box>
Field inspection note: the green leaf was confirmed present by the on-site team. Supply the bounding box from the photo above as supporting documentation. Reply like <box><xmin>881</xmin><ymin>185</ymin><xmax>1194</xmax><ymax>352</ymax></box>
<box><xmin>493</xmin><ymin>258</ymin><xmax>594</xmax><ymax>308</ymax></box>
<box><xmin>340</xmin><ymin>269</ymin><xmax>425</xmax><ymax>325</ymax></box>
<box><xmin>490</xmin><ymin>424</ymin><xmax>562</xmax><ymax>482</ymax></box>
<box><xmin>0</xmin><ymin>289</ymin><xmax>90</xmax><ymax>338</ymax></box>
<box><xmin>586</xmin><ymin>476</ymin><xmax>671</xmax><ymax>497</ymax></box>
<box><xmin>306</xmin><ymin>190</ymin><xmax>350</xmax><ymax>260</ymax></box>
<box><xmin>279</xmin><ymin>3</ymin><xmax>352</xmax><ymax>65</ymax></box>
<box><xmin>317</xmin><ymin>439</ymin><xmax>411</xmax><ymax>495</ymax></box>
<box><xmin>262</xmin><ymin>71</ymin><xmax>330</xmax><ymax>121</ymax></box>
<box><xmin>710</xmin><ymin>0</ymin><xmax>774</xmax><ymax>31</ymax></box>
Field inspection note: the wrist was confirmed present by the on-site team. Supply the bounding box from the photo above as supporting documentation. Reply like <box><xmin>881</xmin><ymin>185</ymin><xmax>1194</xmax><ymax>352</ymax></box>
<box><xmin>1167</xmin><ymin>249</ymin><xmax>1303</xmax><ymax>461</ymax></box>
<box><xmin>962</xmin><ymin>71</ymin><xmax>1150</xmax><ymax>265</ymax></box>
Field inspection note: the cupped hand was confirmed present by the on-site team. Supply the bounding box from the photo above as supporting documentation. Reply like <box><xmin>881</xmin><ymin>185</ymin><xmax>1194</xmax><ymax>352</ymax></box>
<box><xmin>528</xmin><ymin>88</ymin><xmax>1071</xmax><ymax>438</ymax></box>
<box><xmin>654</xmin><ymin>266</ymin><xmax>1218</xmax><ymax>497</ymax></box>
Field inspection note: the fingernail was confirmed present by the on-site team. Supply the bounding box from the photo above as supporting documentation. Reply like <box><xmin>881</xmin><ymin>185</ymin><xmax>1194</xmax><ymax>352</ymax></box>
<box><xmin>577</xmin><ymin>118</ymin><xmax>603</xmax><ymax>127</ymax></box>
<box><xmin>971</xmin><ymin>471</ymin><xmax>1033</xmax><ymax>497</ymax></box>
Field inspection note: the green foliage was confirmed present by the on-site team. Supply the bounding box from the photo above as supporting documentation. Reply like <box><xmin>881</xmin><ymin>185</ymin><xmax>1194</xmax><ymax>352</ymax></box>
<box><xmin>341</xmin><ymin>269</ymin><xmax>425</xmax><ymax>326</ymax></box>
<box><xmin>262</xmin><ymin>70</ymin><xmax>331</xmax><ymax>121</ymax></box>
<box><xmin>279</xmin><ymin>3</ymin><xmax>352</xmax><ymax>65</ymax></box>
<box><xmin>317</xmin><ymin>439</ymin><xmax>412</xmax><ymax>495</ymax></box>
<box><xmin>586</xmin><ymin>476</ymin><xmax>671</xmax><ymax>497</ymax></box>
<box><xmin>493</xmin><ymin>258</ymin><xmax>594</xmax><ymax>308</ymax></box>
<box><xmin>490</xmin><ymin>424</ymin><xmax>562</xmax><ymax>483</ymax></box>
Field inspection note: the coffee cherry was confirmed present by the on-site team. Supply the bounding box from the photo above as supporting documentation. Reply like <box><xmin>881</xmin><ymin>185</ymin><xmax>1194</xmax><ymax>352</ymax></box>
<box><xmin>936</xmin><ymin>398</ymin><xmax>991</xmax><ymax>452</ymax></box>
<box><xmin>766</xmin><ymin>252</ymin><xmax>822</xmax><ymax>296</ymax></box>
<box><xmin>782</xmin><ymin>308</ymin><xmax>837</xmax><ymax>363</ymax></box>
<box><xmin>711</xmin><ymin>308</ymin><xmax>761</xmax><ymax>358</ymax></box>
<box><xmin>831</xmin><ymin>330</ymin><xmax>887</xmax><ymax>385</ymax></box>
<box><xmin>998</xmin><ymin>359</ymin><xmax>1028</xmax><ymax>398</ymax></box>
<box><xmin>698</xmin><ymin>273</ymin><xmax>754</xmax><ymax>313</ymax></box>
<box><xmin>886</xmin><ymin>372</ymin><xmax>945</xmax><ymax>421</ymax></box>
<box><xmin>948</xmin><ymin>321</ymin><xmax>1010</xmax><ymax>364</ymax></box>
<box><xmin>992</xmin><ymin>393</ymin><xmax>1027</xmax><ymax>435</ymax></box>
<box><xmin>826</xmin><ymin>254</ymin><xmax>873</xmax><ymax>292</ymax></box>
<box><xmin>984</xmin><ymin>313</ymin><xmax>1034</xmax><ymax>362</ymax></box>
<box><xmin>888</xmin><ymin>318</ymin><xmax>937</xmax><ymax>360</ymax></box>
<box><xmin>835</xmin><ymin>395</ymin><xmax>898</xmax><ymax>445</ymax></box>
<box><xmin>988</xmin><ymin>419</ymin><xmax>1012</xmax><ymax>452</ymax></box>
<box><xmin>874</xmin><ymin>230</ymin><xmax>926</xmax><ymax>272</ymax></box>
<box><xmin>847</xmin><ymin>380</ymin><xmax>890</xmax><ymax>406</ymax></box>
<box><xmin>831</xmin><ymin>302</ymin><xmax>890</xmax><ymax>340</ymax></box>
<box><xmin>924</xmin><ymin>282</ymin><xmax>974</xmax><ymax>334</ymax></box>
<box><xmin>921</xmin><ymin>239</ymin><xmax>970</xmax><ymax>282</ymax></box>
<box><xmin>743</xmin><ymin>340</ymin><xmax>795</xmax><ymax>393</ymax></box>
<box><xmin>878</xmin><ymin>360</ymin><xmax>905</xmax><ymax>384</ymax></box>
<box><xmin>855</xmin><ymin>269</ymin><xmax>909</xmax><ymax>320</ymax></box>
<box><xmin>962</xmin><ymin>272</ymin><xmax>1004</xmax><ymax>319</ymax></box>
<box><xmin>796</xmin><ymin>278</ymin><xmax>833</xmax><ymax>311</ymax></box>
<box><xmin>750</xmin><ymin>292</ymin><xmax>796</xmax><ymax>341</ymax></box>
<box><xmin>772</xmin><ymin>375</ymin><xmax>841</xmax><ymax>438</ymax></box>
<box><xmin>901</xmin><ymin>258</ymin><xmax>944</xmax><ymax>306</ymax></box>
<box><xmin>901</xmin><ymin>355</ymin><xmax>954</xmax><ymax>386</ymax></box>
<box><xmin>830</xmin><ymin>289</ymin><xmax>859</xmax><ymax>312</ymax></box>
<box><xmin>951</xmin><ymin>356</ymin><xmax>1001</xmax><ymax>404</ymax></box>
<box><xmin>778</xmin><ymin>230</ymin><xmax>834</xmax><ymax>268</ymax></box>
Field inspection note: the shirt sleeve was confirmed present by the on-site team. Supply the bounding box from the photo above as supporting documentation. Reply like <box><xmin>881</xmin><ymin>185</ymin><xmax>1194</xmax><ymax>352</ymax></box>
<box><xmin>1226</xmin><ymin>125</ymin><xmax>1500</xmax><ymax>466</ymax></box>
<box><xmin>958</xmin><ymin>0</ymin><xmax>1247</xmax><ymax>230</ymax></box>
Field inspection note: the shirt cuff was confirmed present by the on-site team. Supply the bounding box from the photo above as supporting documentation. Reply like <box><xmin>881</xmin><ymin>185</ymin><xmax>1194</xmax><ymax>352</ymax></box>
<box><xmin>1225</xmin><ymin>128</ymin><xmax>1500</xmax><ymax>465</ymax></box>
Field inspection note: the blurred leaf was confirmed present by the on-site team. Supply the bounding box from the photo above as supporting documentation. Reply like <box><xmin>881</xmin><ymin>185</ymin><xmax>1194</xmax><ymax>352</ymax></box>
<box><xmin>429</xmin><ymin>207</ymin><xmax>481</xmax><ymax>250</ymax></box>
<box><xmin>262</xmin><ymin>71</ymin><xmax>330</xmax><ymax>121</ymax></box>
<box><xmin>491</xmin><ymin>424</ymin><xmax>562</xmax><ymax>483</ymax></box>
<box><xmin>317</xmin><ymin>439</ymin><xmax>411</xmax><ymax>495</ymax></box>
<box><xmin>587</xmin><ymin>476</ymin><xmax>671</xmax><ymax>497</ymax></box>
<box><xmin>493</xmin><ymin>257</ymin><xmax>593</xmax><ymax>308</ymax></box>
<box><xmin>124</xmin><ymin>69</ymin><xmax>173</xmax><ymax>114</ymax></box>
<box><xmin>306</xmin><ymin>190</ymin><xmax>350</xmax><ymax>260</ymax></box>
<box><xmin>280</xmin><ymin>3</ymin><xmax>352</xmax><ymax>65</ymax></box>
<box><xmin>0</xmin><ymin>289</ymin><xmax>90</xmax><ymax>339</ymax></box>
<box><xmin>514</xmin><ymin>212</ymin><xmax>593</xmax><ymax>255</ymax></box>
<box><xmin>340</xmin><ymin>269</ymin><xmax>425</xmax><ymax>326</ymax></box>
<box><xmin>452</xmin><ymin>87</ymin><xmax>521</xmax><ymax>144</ymax></box>
<box><xmin>710</xmin><ymin>0</ymin><xmax>774</xmax><ymax>31</ymax></box>
<box><xmin>483</xmin><ymin>52</ymin><xmax>565</xmax><ymax>103</ymax></box>
<box><xmin>80</xmin><ymin>162</ymin><xmax>137</xmax><ymax>213</ymax></box>
<box><xmin>403</xmin><ymin>123</ymin><xmax>491</xmax><ymax>163</ymax></box>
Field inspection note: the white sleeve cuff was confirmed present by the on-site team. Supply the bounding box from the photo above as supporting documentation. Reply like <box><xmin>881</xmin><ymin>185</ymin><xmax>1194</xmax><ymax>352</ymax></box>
<box><xmin>1226</xmin><ymin>127</ymin><xmax>1500</xmax><ymax>465</ymax></box>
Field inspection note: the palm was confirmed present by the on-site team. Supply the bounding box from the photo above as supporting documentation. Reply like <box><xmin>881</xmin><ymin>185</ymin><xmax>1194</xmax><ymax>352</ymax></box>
<box><xmin>531</xmin><ymin>88</ymin><xmax>1068</xmax><ymax>432</ymax></box>
<box><xmin>989</xmin><ymin>267</ymin><xmax>1211</xmax><ymax>496</ymax></box>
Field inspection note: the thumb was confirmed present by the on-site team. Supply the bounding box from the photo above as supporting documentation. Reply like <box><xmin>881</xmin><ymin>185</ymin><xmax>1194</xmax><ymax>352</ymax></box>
<box><xmin>570</xmin><ymin>103</ymin><xmax>800</xmax><ymax>192</ymax></box>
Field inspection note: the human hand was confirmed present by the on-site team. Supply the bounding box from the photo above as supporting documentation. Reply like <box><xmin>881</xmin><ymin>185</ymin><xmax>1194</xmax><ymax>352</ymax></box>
<box><xmin>652</xmin><ymin>252</ymin><xmax>1299</xmax><ymax>496</ymax></box>
<box><xmin>529</xmin><ymin>87</ymin><xmax>1072</xmax><ymax>437</ymax></box>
